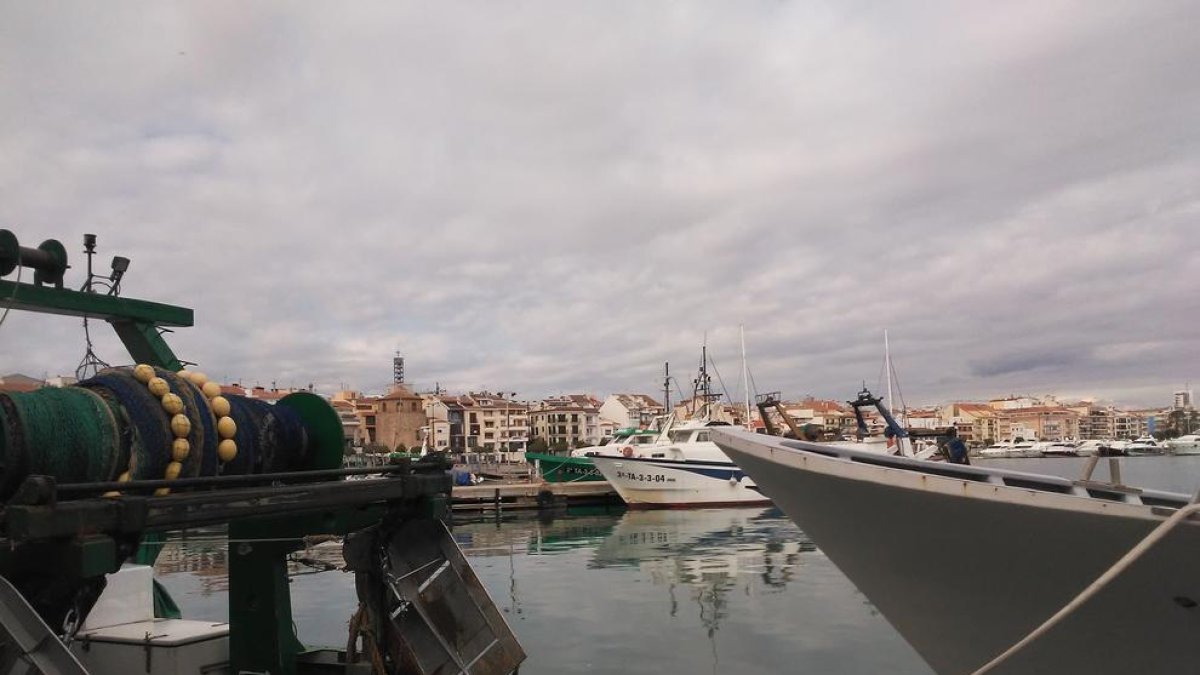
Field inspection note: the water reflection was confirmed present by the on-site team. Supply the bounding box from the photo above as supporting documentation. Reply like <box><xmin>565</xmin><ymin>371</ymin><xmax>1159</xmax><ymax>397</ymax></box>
<box><xmin>154</xmin><ymin>509</ymin><xmax>930</xmax><ymax>674</ymax></box>
<box><xmin>154</xmin><ymin>529</ymin><xmax>346</xmax><ymax>595</ymax></box>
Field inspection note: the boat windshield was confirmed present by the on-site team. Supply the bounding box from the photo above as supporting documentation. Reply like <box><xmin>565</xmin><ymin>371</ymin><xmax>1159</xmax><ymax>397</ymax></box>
<box><xmin>668</xmin><ymin>429</ymin><xmax>694</xmax><ymax>443</ymax></box>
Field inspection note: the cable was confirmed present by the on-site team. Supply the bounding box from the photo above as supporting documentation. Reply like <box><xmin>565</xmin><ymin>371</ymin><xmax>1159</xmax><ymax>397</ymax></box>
<box><xmin>0</xmin><ymin>265</ymin><xmax>23</xmax><ymax>332</ymax></box>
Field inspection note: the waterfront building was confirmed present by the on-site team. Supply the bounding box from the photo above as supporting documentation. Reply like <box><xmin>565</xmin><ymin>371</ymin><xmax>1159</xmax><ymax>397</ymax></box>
<box><xmin>458</xmin><ymin>392</ymin><xmax>529</xmax><ymax>460</ymax></box>
<box><xmin>781</xmin><ymin>398</ymin><xmax>853</xmax><ymax>436</ymax></box>
<box><xmin>940</xmin><ymin>403</ymin><xmax>998</xmax><ymax>446</ymax></box>
<box><xmin>372</xmin><ymin>384</ymin><xmax>426</xmax><ymax>451</ymax></box>
<box><xmin>531</xmin><ymin>394</ymin><xmax>603</xmax><ymax>449</ymax></box>
<box><xmin>1174</xmin><ymin>390</ymin><xmax>1194</xmax><ymax>410</ymax></box>
<box><xmin>599</xmin><ymin>393</ymin><xmax>664</xmax><ymax>429</ymax></box>
<box><xmin>995</xmin><ymin>406</ymin><xmax>1079</xmax><ymax>442</ymax></box>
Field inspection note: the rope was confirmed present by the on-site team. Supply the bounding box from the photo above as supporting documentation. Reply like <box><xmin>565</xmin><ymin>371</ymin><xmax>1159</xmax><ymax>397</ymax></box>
<box><xmin>970</xmin><ymin>502</ymin><xmax>1200</xmax><ymax>674</ymax></box>
<box><xmin>153</xmin><ymin>368</ymin><xmax>214</xmax><ymax>478</ymax></box>
<box><xmin>0</xmin><ymin>366</ymin><xmax>320</xmax><ymax>492</ymax></box>
<box><xmin>5</xmin><ymin>387</ymin><xmax>121</xmax><ymax>484</ymax></box>
<box><xmin>264</xmin><ymin>403</ymin><xmax>310</xmax><ymax>473</ymax></box>
<box><xmin>223</xmin><ymin>395</ymin><xmax>267</xmax><ymax>475</ymax></box>
<box><xmin>0</xmin><ymin>393</ymin><xmax>27</xmax><ymax>496</ymax></box>
<box><xmin>79</xmin><ymin>370</ymin><xmax>171</xmax><ymax>482</ymax></box>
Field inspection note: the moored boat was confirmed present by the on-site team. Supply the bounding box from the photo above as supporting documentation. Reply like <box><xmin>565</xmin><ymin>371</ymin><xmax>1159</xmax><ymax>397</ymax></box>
<box><xmin>590</xmin><ymin>419</ymin><xmax>771</xmax><ymax>508</ymax></box>
<box><xmin>1165</xmin><ymin>434</ymin><xmax>1200</xmax><ymax>455</ymax></box>
<box><xmin>525</xmin><ymin>428</ymin><xmax>659</xmax><ymax>482</ymax></box>
<box><xmin>711</xmin><ymin>426</ymin><xmax>1200</xmax><ymax>675</ymax></box>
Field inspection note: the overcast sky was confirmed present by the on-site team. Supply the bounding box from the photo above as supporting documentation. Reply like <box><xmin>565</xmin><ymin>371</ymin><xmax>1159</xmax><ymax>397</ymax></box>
<box><xmin>1</xmin><ymin>2</ymin><xmax>1198</xmax><ymax>408</ymax></box>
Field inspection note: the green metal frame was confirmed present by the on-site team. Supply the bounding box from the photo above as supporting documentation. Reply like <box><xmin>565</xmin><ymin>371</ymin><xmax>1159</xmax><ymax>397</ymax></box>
<box><xmin>0</xmin><ymin>236</ymin><xmax>455</xmax><ymax>675</ymax></box>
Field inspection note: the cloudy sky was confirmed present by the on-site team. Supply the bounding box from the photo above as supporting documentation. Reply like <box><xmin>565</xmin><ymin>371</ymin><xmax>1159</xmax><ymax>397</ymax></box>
<box><xmin>1</xmin><ymin>2</ymin><xmax>1198</xmax><ymax>408</ymax></box>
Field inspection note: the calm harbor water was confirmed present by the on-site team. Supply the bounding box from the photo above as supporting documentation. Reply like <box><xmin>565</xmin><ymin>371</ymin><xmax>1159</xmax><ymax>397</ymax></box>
<box><xmin>153</xmin><ymin>456</ymin><xmax>1200</xmax><ymax>675</ymax></box>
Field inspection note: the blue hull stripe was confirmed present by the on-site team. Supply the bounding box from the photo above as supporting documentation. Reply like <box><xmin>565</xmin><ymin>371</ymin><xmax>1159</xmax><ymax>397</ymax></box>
<box><xmin>605</xmin><ymin>455</ymin><xmax>748</xmax><ymax>482</ymax></box>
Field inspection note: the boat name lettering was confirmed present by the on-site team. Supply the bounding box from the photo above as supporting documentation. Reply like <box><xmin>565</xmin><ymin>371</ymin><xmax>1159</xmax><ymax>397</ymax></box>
<box><xmin>615</xmin><ymin>471</ymin><xmax>675</xmax><ymax>483</ymax></box>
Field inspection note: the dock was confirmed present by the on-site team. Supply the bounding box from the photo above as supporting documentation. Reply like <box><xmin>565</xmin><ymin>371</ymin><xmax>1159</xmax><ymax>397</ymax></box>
<box><xmin>451</xmin><ymin>480</ymin><xmax>620</xmax><ymax>513</ymax></box>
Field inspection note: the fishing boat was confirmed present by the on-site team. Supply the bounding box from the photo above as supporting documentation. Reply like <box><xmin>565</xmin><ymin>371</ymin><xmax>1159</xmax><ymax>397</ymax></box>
<box><xmin>0</xmin><ymin>230</ymin><xmax>524</xmax><ymax>675</ymax></box>
<box><xmin>711</xmin><ymin>426</ymin><xmax>1200</xmax><ymax>675</ymax></box>
<box><xmin>590</xmin><ymin>345</ymin><xmax>772</xmax><ymax>508</ymax></box>
<box><xmin>524</xmin><ymin>428</ymin><xmax>658</xmax><ymax>483</ymax></box>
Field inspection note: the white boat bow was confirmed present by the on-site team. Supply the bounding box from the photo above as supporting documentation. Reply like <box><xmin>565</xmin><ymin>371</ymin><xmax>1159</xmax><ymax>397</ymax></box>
<box><xmin>711</xmin><ymin>427</ymin><xmax>1200</xmax><ymax>675</ymax></box>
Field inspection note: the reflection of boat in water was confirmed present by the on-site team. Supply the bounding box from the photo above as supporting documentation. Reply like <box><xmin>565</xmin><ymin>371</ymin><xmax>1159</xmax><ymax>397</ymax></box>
<box><xmin>525</xmin><ymin>515</ymin><xmax>620</xmax><ymax>555</ymax></box>
<box><xmin>591</xmin><ymin>508</ymin><xmax>812</xmax><ymax>592</ymax></box>
<box><xmin>714</xmin><ymin>427</ymin><xmax>1200</xmax><ymax>675</ymax></box>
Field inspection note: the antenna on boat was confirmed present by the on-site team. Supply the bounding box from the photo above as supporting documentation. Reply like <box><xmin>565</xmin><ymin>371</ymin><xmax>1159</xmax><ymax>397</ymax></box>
<box><xmin>663</xmin><ymin>361</ymin><xmax>671</xmax><ymax>415</ymax></box>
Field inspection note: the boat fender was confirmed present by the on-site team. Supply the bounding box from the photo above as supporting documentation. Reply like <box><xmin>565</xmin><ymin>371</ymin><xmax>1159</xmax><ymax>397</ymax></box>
<box><xmin>622</xmin><ymin>446</ymin><xmax>633</xmax><ymax>458</ymax></box>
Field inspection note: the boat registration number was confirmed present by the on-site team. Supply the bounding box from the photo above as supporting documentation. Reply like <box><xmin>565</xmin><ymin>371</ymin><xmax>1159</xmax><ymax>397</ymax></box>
<box><xmin>615</xmin><ymin>471</ymin><xmax>675</xmax><ymax>484</ymax></box>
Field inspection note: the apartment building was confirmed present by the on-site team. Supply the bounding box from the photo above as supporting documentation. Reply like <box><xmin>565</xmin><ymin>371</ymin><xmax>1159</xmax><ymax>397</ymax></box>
<box><xmin>941</xmin><ymin>403</ymin><xmax>998</xmax><ymax>447</ymax></box>
<box><xmin>531</xmin><ymin>394</ymin><xmax>603</xmax><ymax>448</ymax></box>
<box><xmin>600</xmin><ymin>393</ymin><xmax>665</xmax><ymax>429</ymax></box>
<box><xmin>459</xmin><ymin>392</ymin><xmax>529</xmax><ymax>460</ymax></box>
<box><xmin>995</xmin><ymin>406</ymin><xmax>1079</xmax><ymax>442</ymax></box>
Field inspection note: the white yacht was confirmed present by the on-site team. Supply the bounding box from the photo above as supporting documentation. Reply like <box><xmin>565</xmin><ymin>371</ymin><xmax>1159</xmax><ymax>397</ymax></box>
<box><xmin>1165</xmin><ymin>434</ymin><xmax>1200</xmax><ymax>455</ymax></box>
<box><xmin>977</xmin><ymin>438</ymin><xmax>1042</xmax><ymax>458</ymax></box>
<box><xmin>1125</xmin><ymin>436</ymin><xmax>1163</xmax><ymax>456</ymax></box>
<box><xmin>712</xmin><ymin>427</ymin><xmax>1200</xmax><ymax>675</ymax></box>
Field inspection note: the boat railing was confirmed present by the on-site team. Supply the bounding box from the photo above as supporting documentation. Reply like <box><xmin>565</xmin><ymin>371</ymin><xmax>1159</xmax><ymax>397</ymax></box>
<box><xmin>751</xmin><ymin>432</ymin><xmax>1190</xmax><ymax>510</ymax></box>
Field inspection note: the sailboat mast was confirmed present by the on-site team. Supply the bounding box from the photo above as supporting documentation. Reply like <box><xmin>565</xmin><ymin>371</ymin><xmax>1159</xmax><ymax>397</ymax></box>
<box><xmin>885</xmin><ymin>329</ymin><xmax>894</xmax><ymax>412</ymax></box>
<box><xmin>741</xmin><ymin>325</ymin><xmax>752</xmax><ymax>430</ymax></box>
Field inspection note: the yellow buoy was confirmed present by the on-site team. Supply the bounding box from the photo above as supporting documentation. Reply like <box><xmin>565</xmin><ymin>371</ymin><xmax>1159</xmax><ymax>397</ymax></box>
<box><xmin>202</xmin><ymin>381</ymin><xmax>221</xmax><ymax>399</ymax></box>
<box><xmin>171</xmin><ymin>413</ymin><xmax>191</xmax><ymax>438</ymax></box>
<box><xmin>161</xmin><ymin>392</ymin><xmax>184</xmax><ymax>415</ymax></box>
<box><xmin>133</xmin><ymin>364</ymin><xmax>156</xmax><ymax>384</ymax></box>
<box><xmin>210</xmin><ymin>396</ymin><xmax>231</xmax><ymax>418</ymax></box>
<box><xmin>172</xmin><ymin>438</ymin><xmax>190</xmax><ymax>462</ymax></box>
<box><xmin>154</xmin><ymin>487</ymin><xmax>171</xmax><ymax>497</ymax></box>
<box><xmin>165</xmin><ymin>461</ymin><xmax>183</xmax><ymax>481</ymax></box>
<box><xmin>103</xmin><ymin>491</ymin><xmax>121</xmax><ymax>498</ymax></box>
<box><xmin>148</xmin><ymin>377</ymin><xmax>170</xmax><ymax>398</ymax></box>
<box><xmin>189</xmin><ymin>371</ymin><xmax>208</xmax><ymax>387</ymax></box>
<box><xmin>217</xmin><ymin>416</ymin><xmax>237</xmax><ymax>439</ymax></box>
<box><xmin>218</xmin><ymin>439</ymin><xmax>238</xmax><ymax>462</ymax></box>
<box><xmin>118</xmin><ymin>471</ymin><xmax>131</xmax><ymax>482</ymax></box>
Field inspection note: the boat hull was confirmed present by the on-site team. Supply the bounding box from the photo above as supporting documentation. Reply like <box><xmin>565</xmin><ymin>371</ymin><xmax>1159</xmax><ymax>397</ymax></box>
<box><xmin>590</xmin><ymin>455</ymin><xmax>771</xmax><ymax>508</ymax></box>
<box><xmin>524</xmin><ymin>452</ymin><xmax>603</xmax><ymax>482</ymax></box>
<box><xmin>712</xmin><ymin>428</ymin><xmax>1200</xmax><ymax>675</ymax></box>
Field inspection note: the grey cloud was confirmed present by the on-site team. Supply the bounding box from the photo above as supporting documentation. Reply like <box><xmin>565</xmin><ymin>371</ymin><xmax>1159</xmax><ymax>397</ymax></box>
<box><xmin>1</xmin><ymin>1</ymin><xmax>1198</xmax><ymax>407</ymax></box>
